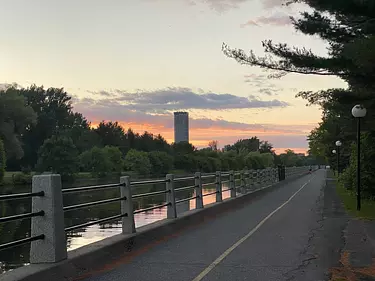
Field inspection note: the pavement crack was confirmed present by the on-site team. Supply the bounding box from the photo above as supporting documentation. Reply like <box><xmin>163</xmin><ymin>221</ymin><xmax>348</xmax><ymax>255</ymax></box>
<box><xmin>282</xmin><ymin>186</ymin><xmax>325</xmax><ymax>281</ymax></box>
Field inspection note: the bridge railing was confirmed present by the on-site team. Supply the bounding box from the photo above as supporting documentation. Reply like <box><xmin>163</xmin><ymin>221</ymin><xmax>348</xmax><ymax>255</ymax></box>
<box><xmin>0</xmin><ymin>191</ymin><xmax>45</xmax><ymax>251</ymax></box>
<box><xmin>0</xmin><ymin>165</ymin><xmax>315</xmax><ymax>265</ymax></box>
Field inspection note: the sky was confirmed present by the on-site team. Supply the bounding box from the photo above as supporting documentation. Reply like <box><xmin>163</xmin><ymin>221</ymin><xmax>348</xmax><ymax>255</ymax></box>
<box><xmin>0</xmin><ymin>0</ymin><xmax>347</xmax><ymax>154</ymax></box>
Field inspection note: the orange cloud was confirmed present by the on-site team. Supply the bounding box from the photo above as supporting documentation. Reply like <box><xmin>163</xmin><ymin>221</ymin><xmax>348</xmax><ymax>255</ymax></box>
<box><xmin>78</xmin><ymin>90</ymin><xmax>313</xmax><ymax>151</ymax></box>
<box><xmin>90</xmin><ymin>121</ymin><xmax>311</xmax><ymax>151</ymax></box>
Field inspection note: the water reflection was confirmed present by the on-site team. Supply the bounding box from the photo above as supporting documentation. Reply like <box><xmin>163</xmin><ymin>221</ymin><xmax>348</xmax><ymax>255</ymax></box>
<box><xmin>0</xmin><ymin>176</ymin><xmax>242</xmax><ymax>273</ymax></box>
<box><xmin>66</xmin><ymin>181</ymin><xmax>231</xmax><ymax>251</ymax></box>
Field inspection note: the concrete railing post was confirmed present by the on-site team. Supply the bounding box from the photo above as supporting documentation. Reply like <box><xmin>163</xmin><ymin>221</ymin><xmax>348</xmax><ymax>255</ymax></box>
<box><xmin>245</xmin><ymin>170</ymin><xmax>250</xmax><ymax>192</ymax></box>
<box><xmin>248</xmin><ymin>170</ymin><xmax>253</xmax><ymax>190</ymax></box>
<box><xmin>240</xmin><ymin>170</ymin><xmax>245</xmax><ymax>194</ymax></box>
<box><xmin>270</xmin><ymin>168</ymin><xmax>273</xmax><ymax>183</ymax></box>
<box><xmin>30</xmin><ymin>174</ymin><xmax>67</xmax><ymax>263</ymax></box>
<box><xmin>274</xmin><ymin>168</ymin><xmax>277</xmax><ymax>183</ymax></box>
<box><xmin>120</xmin><ymin>176</ymin><xmax>135</xmax><ymax>234</ymax></box>
<box><xmin>251</xmin><ymin>170</ymin><xmax>257</xmax><ymax>190</ymax></box>
<box><xmin>229</xmin><ymin>170</ymin><xmax>236</xmax><ymax>198</ymax></box>
<box><xmin>195</xmin><ymin>172</ymin><xmax>203</xmax><ymax>209</ymax></box>
<box><xmin>215</xmin><ymin>171</ymin><xmax>222</xmax><ymax>202</ymax></box>
<box><xmin>166</xmin><ymin>174</ymin><xmax>177</xmax><ymax>219</ymax></box>
<box><xmin>263</xmin><ymin>169</ymin><xmax>267</xmax><ymax>185</ymax></box>
<box><xmin>267</xmin><ymin>169</ymin><xmax>271</xmax><ymax>184</ymax></box>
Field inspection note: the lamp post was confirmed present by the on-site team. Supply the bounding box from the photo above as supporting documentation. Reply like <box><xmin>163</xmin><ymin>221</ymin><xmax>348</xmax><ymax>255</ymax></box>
<box><xmin>335</xmin><ymin>140</ymin><xmax>342</xmax><ymax>175</ymax></box>
<box><xmin>332</xmin><ymin>149</ymin><xmax>337</xmax><ymax>174</ymax></box>
<box><xmin>352</xmin><ymin>104</ymin><xmax>367</xmax><ymax>211</ymax></box>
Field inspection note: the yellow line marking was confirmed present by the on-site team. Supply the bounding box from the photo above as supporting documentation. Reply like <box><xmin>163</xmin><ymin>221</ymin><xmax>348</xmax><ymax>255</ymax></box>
<box><xmin>191</xmin><ymin>177</ymin><xmax>314</xmax><ymax>281</ymax></box>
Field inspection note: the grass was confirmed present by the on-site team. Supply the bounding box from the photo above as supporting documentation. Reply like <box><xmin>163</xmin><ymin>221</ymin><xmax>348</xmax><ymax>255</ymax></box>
<box><xmin>336</xmin><ymin>181</ymin><xmax>375</xmax><ymax>220</ymax></box>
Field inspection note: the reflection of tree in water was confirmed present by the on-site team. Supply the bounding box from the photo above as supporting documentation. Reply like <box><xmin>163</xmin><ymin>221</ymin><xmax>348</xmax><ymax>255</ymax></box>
<box><xmin>0</xmin><ymin>177</ymin><xmax>197</xmax><ymax>272</ymax></box>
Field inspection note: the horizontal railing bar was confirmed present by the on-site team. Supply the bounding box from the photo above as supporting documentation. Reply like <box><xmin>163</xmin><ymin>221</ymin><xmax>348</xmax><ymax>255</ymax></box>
<box><xmin>221</xmin><ymin>173</ymin><xmax>230</xmax><ymax>177</ymax></box>
<box><xmin>0</xmin><ymin>191</ymin><xmax>44</xmax><ymax>201</ymax></box>
<box><xmin>221</xmin><ymin>180</ymin><xmax>230</xmax><ymax>184</ymax></box>
<box><xmin>65</xmin><ymin>213</ymin><xmax>128</xmax><ymax>232</ymax></box>
<box><xmin>176</xmin><ymin>196</ymin><xmax>198</xmax><ymax>204</ymax></box>
<box><xmin>133</xmin><ymin>203</ymin><xmax>170</xmax><ymax>214</ymax></box>
<box><xmin>0</xmin><ymin>210</ymin><xmax>44</xmax><ymax>224</ymax></box>
<box><xmin>202</xmin><ymin>191</ymin><xmax>218</xmax><ymax>197</ymax></box>
<box><xmin>174</xmin><ymin>176</ymin><xmax>195</xmax><ymax>182</ymax></box>
<box><xmin>0</xmin><ymin>234</ymin><xmax>45</xmax><ymax>251</ymax></box>
<box><xmin>175</xmin><ymin>185</ymin><xmax>196</xmax><ymax>192</ymax></box>
<box><xmin>221</xmin><ymin>188</ymin><xmax>232</xmax><ymax>192</ymax></box>
<box><xmin>131</xmin><ymin>179</ymin><xmax>167</xmax><ymax>186</ymax></box>
<box><xmin>63</xmin><ymin>197</ymin><xmax>126</xmax><ymax>212</ymax></box>
<box><xmin>202</xmin><ymin>182</ymin><xmax>216</xmax><ymax>187</ymax></box>
<box><xmin>201</xmin><ymin>174</ymin><xmax>216</xmax><ymax>179</ymax></box>
<box><xmin>62</xmin><ymin>183</ymin><xmax>122</xmax><ymax>194</ymax></box>
<box><xmin>132</xmin><ymin>190</ymin><xmax>169</xmax><ymax>199</ymax></box>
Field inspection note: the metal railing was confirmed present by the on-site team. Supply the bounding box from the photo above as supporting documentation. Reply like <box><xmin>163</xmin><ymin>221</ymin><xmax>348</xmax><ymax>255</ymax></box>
<box><xmin>0</xmin><ymin>191</ymin><xmax>45</xmax><ymax>251</ymax></box>
<box><xmin>0</xmin><ymin>165</ymin><xmax>317</xmax><ymax>264</ymax></box>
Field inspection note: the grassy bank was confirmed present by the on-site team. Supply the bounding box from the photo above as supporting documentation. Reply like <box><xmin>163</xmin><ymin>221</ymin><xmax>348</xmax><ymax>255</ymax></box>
<box><xmin>1</xmin><ymin>169</ymin><xmax>190</xmax><ymax>187</ymax></box>
<box><xmin>336</xmin><ymin>181</ymin><xmax>375</xmax><ymax>220</ymax></box>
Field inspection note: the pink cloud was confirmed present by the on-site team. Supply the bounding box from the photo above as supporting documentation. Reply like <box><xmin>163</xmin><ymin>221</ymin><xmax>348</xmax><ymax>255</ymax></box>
<box><xmin>241</xmin><ymin>13</ymin><xmax>292</xmax><ymax>27</ymax></box>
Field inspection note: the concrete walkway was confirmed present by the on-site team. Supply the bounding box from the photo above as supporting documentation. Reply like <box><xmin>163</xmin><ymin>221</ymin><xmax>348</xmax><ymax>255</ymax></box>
<box><xmin>325</xmin><ymin>175</ymin><xmax>375</xmax><ymax>281</ymax></box>
<box><xmin>78</xmin><ymin>170</ymin><xmax>345</xmax><ymax>281</ymax></box>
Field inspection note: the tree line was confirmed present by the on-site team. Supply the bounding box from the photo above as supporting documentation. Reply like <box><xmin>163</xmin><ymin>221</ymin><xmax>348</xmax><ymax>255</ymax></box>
<box><xmin>0</xmin><ymin>85</ymin><xmax>318</xmax><ymax>183</ymax></box>
<box><xmin>223</xmin><ymin>0</ymin><xmax>375</xmax><ymax>198</ymax></box>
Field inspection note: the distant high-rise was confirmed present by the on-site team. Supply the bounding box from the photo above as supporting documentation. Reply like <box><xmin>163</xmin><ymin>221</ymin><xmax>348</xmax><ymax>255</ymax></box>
<box><xmin>174</xmin><ymin>112</ymin><xmax>189</xmax><ymax>143</ymax></box>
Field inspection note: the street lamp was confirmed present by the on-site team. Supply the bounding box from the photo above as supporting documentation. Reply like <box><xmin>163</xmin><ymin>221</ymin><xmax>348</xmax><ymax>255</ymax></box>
<box><xmin>352</xmin><ymin>104</ymin><xmax>367</xmax><ymax>211</ymax></box>
<box><xmin>335</xmin><ymin>140</ymin><xmax>342</xmax><ymax>175</ymax></box>
<box><xmin>332</xmin><ymin>149</ymin><xmax>337</xmax><ymax>175</ymax></box>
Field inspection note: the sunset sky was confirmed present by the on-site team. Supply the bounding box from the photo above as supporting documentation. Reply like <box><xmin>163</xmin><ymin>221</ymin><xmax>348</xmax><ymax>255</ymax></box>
<box><xmin>0</xmin><ymin>0</ymin><xmax>347</xmax><ymax>154</ymax></box>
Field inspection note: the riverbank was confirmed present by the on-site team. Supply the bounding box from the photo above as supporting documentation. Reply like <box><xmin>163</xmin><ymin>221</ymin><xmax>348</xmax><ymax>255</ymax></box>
<box><xmin>328</xmin><ymin>172</ymin><xmax>375</xmax><ymax>281</ymax></box>
<box><xmin>0</xmin><ymin>169</ymin><xmax>190</xmax><ymax>189</ymax></box>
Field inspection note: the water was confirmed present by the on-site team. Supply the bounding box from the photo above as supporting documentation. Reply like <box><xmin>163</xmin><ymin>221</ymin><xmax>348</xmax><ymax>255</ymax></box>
<box><xmin>0</xmin><ymin>176</ymin><xmax>233</xmax><ymax>273</ymax></box>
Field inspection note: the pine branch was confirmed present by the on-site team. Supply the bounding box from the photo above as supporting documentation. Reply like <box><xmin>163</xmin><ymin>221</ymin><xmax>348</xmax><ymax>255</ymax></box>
<box><xmin>222</xmin><ymin>43</ymin><xmax>346</xmax><ymax>77</ymax></box>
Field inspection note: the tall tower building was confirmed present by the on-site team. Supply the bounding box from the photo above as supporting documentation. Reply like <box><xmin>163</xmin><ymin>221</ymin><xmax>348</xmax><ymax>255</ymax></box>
<box><xmin>174</xmin><ymin>112</ymin><xmax>189</xmax><ymax>143</ymax></box>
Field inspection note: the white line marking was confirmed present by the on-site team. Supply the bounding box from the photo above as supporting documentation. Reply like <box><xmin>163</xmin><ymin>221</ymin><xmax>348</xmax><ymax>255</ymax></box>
<box><xmin>191</xmin><ymin>177</ymin><xmax>314</xmax><ymax>281</ymax></box>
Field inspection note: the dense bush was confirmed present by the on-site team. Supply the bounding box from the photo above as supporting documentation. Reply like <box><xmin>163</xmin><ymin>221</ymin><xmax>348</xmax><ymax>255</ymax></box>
<box><xmin>36</xmin><ymin>135</ymin><xmax>79</xmax><ymax>179</ymax></box>
<box><xmin>103</xmin><ymin>146</ymin><xmax>124</xmax><ymax>174</ymax></box>
<box><xmin>339</xmin><ymin>132</ymin><xmax>375</xmax><ymax>199</ymax></box>
<box><xmin>125</xmin><ymin>149</ymin><xmax>152</xmax><ymax>176</ymax></box>
<box><xmin>148</xmin><ymin>151</ymin><xmax>174</xmax><ymax>177</ymax></box>
<box><xmin>80</xmin><ymin>147</ymin><xmax>113</xmax><ymax>177</ymax></box>
<box><xmin>12</xmin><ymin>172</ymin><xmax>32</xmax><ymax>185</ymax></box>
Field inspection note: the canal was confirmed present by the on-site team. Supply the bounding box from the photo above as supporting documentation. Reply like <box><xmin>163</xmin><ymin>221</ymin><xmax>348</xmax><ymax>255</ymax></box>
<box><xmin>0</xmin><ymin>175</ymin><xmax>237</xmax><ymax>273</ymax></box>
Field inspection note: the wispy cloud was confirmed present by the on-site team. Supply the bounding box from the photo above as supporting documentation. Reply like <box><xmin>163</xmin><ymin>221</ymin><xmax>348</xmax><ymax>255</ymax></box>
<box><xmin>86</xmin><ymin>87</ymin><xmax>289</xmax><ymax>113</ymax></box>
<box><xmin>241</xmin><ymin>13</ymin><xmax>292</xmax><ymax>27</ymax></box>
<box><xmin>87</xmin><ymin>90</ymin><xmax>115</xmax><ymax>97</ymax></box>
<box><xmin>262</xmin><ymin>0</ymin><xmax>286</xmax><ymax>9</ymax></box>
<box><xmin>71</xmin><ymin>93</ymin><xmax>313</xmax><ymax>149</ymax></box>
<box><xmin>73</xmin><ymin>96</ymin><xmax>312</xmax><ymax>134</ymax></box>
<box><xmin>244</xmin><ymin>74</ymin><xmax>282</xmax><ymax>95</ymax></box>
<box><xmin>188</xmin><ymin>0</ymin><xmax>286</xmax><ymax>11</ymax></box>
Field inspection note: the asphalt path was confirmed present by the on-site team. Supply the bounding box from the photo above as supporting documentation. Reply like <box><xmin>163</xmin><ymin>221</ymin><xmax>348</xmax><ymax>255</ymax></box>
<box><xmin>81</xmin><ymin>169</ymin><xmax>343</xmax><ymax>281</ymax></box>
